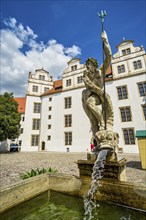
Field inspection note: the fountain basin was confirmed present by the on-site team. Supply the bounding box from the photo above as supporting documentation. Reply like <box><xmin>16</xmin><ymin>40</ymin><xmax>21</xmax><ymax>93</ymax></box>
<box><xmin>1</xmin><ymin>190</ymin><xmax>145</xmax><ymax>220</ymax></box>
<box><xmin>0</xmin><ymin>172</ymin><xmax>146</xmax><ymax>213</ymax></box>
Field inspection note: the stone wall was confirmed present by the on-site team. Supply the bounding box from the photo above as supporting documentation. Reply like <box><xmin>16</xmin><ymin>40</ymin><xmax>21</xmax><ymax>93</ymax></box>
<box><xmin>0</xmin><ymin>173</ymin><xmax>146</xmax><ymax>213</ymax></box>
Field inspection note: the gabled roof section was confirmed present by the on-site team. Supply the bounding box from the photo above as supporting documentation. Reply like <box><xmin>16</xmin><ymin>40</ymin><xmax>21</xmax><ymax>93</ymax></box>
<box><xmin>67</xmin><ymin>58</ymin><xmax>81</xmax><ymax>65</ymax></box>
<box><xmin>35</xmin><ymin>68</ymin><xmax>49</xmax><ymax>74</ymax></box>
<box><xmin>14</xmin><ymin>97</ymin><xmax>26</xmax><ymax>113</ymax></box>
<box><xmin>41</xmin><ymin>79</ymin><xmax>62</xmax><ymax>96</ymax></box>
<box><xmin>116</xmin><ymin>40</ymin><xmax>134</xmax><ymax>48</ymax></box>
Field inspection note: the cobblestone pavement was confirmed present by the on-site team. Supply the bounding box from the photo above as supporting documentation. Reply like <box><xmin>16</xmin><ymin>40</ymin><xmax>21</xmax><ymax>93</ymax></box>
<box><xmin>0</xmin><ymin>152</ymin><xmax>146</xmax><ymax>189</ymax></box>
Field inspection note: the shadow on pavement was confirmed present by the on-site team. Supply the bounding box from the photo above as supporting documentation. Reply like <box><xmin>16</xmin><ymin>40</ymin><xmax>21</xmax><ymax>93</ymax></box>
<box><xmin>126</xmin><ymin>161</ymin><xmax>142</xmax><ymax>170</ymax></box>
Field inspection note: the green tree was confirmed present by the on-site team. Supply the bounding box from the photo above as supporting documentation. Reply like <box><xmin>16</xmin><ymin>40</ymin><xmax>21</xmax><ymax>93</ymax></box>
<box><xmin>0</xmin><ymin>92</ymin><xmax>21</xmax><ymax>141</ymax></box>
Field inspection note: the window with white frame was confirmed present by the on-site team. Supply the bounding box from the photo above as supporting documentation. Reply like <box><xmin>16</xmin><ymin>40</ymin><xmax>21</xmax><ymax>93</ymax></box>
<box><xmin>47</xmin><ymin>135</ymin><xmax>51</xmax><ymax>140</ymax></box>
<box><xmin>39</xmin><ymin>75</ymin><xmax>45</xmax><ymax>80</ymax></box>
<box><xmin>137</xmin><ymin>81</ymin><xmax>146</xmax><ymax>96</ymax></box>
<box><xmin>31</xmin><ymin>135</ymin><xmax>39</xmax><ymax>146</ymax></box>
<box><xmin>49</xmin><ymin>97</ymin><xmax>52</xmax><ymax>101</ymax></box>
<box><xmin>117</xmin><ymin>65</ymin><xmax>125</xmax><ymax>74</ymax></box>
<box><xmin>20</xmin><ymin>128</ymin><xmax>23</xmax><ymax>134</ymax></box>
<box><xmin>44</xmin><ymin>87</ymin><xmax>49</xmax><ymax>92</ymax></box>
<box><xmin>33</xmin><ymin>103</ymin><xmax>41</xmax><ymax>113</ymax></box>
<box><xmin>66</xmin><ymin>79</ymin><xmax>71</xmax><ymax>87</ymax></box>
<box><xmin>120</xmin><ymin>107</ymin><xmax>132</xmax><ymax>122</ymax></box>
<box><xmin>71</xmin><ymin>65</ymin><xmax>77</xmax><ymax>71</ymax></box>
<box><xmin>77</xmin><ymin>76</ymin><xmax>83</xmax><ymax>84</ymax></box>
<box><xmin>65</xmin><ymin>132</ymin><xmax>72</xmax><ymax>145</ymax></box>
<box><xmin>48</xmin><ymin>115</ymin><xmax>51</xmax><ymax>119</ymax></box>
<box><xmin>123</xmin><ymin>128</ymin><xmax>135</xmax><ymax>145</ymax></box>
<box><xmin>133</xmin><ymin>60</ymin><xmax>142</xmax><ymax>70</ymax></box>
<box><xmin>19</xmin><ymin>140</ymin><xmax>22</xmax><ymax>146</ymax></box>
<box><xmin>64</xmin><ymin>97</ymin><xmax>72</xmax><ymax>109</ymax></box>
<box><xmin>64</xmin><ymin>114</ymin><xmax>72</xmax><ymax>127</ymax></box>
<box><xmin>142</xmin><ymin>105</ymin><xmax>146</xmax><ymax>120</ymax></box>
<box><xmin>48</xmin><ymin>124</ymin><xmax>51</xmax><ymax>129</ymax></box>
<box><xmin>48</xmin><ymin>106</ymin><xmax>52</xmax><ymax>111</ymax></box>
<box><xmin>32</xmin><ymin>119</ymin><xmax>40</xmax><ymax>130</ymax></box>
<box><xmin>117</xmin><ymin>86</ymin><xmax>128</xmax><ymax>100</ymax></box>
<box><xmin>122</xmin><ymin>48</ymin><xmax>131</xmax><ymax>56</ymax></box>
<box><xmin>32</xmin><ymin>85</ymin><xmax>38</xmax><ymax>92</ymax></box>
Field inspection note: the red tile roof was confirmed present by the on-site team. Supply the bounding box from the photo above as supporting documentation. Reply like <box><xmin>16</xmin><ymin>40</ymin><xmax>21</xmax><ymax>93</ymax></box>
<box><xmin>41</xmin><ymin>79</ymin><xmax>62</xmax><ymax>96</ymax></box>
<box><xmin>41</xmin><ymin>66</ymin><xmax>112</xmax><ymax>97</ymax></box>
<box><xmin>14</xmin><ymin>97</ymin><xmax>26</xmax><ymax>113</ymax></box>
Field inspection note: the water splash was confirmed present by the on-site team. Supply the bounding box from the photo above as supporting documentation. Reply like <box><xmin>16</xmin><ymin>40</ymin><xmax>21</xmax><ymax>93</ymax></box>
<box><xmin>83</xmin><ymin>149</ymin><xmax>110</xmax><ymax>220</ymax></box>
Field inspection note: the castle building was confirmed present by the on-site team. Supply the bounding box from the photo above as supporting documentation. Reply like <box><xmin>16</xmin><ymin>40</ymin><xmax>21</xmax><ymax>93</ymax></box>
<box><xmin>15</xmin><ymin>40</ymin><xmax>146</xmax><ymax>153</ymax></box>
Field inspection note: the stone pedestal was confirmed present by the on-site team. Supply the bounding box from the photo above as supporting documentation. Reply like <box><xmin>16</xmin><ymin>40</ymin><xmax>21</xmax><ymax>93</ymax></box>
<box><xmin>77</xmin><ymin>153</ymin><xmax>127</xmax><ymax>181</ymax></box>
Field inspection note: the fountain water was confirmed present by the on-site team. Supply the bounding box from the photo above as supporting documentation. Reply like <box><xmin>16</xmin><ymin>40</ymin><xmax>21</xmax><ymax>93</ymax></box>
<box><xmin>84</xmin><ymin>149</ymin><xmax>110</xmax><ymax>220</ymax></box>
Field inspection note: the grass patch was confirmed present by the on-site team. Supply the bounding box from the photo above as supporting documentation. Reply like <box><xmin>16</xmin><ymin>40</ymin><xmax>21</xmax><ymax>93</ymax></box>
<box><xmin>20</xmin><ymin>167</ymin><xmax>58</xmax><ymax>179</ymax></box>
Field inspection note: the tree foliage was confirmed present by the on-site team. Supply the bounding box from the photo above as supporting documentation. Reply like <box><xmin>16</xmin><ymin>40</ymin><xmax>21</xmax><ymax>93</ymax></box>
<box><xmin>0</xmin><ymin>92</ymin><xmax>21</xmax><ymax>141</ymax></box>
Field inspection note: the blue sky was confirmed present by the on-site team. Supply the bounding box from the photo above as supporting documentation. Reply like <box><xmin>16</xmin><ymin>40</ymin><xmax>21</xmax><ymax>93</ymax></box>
<box><xmin>1</xmin><ymin>0</ymin><xmax>146</xmax><ymax>96</ymax></box>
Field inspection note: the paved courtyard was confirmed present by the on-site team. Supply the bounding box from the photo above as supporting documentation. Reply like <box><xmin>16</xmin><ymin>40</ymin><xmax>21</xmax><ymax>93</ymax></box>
<box><xmin>0</xmin><ymin>152</ymin><xmax>146</xmax><ymax>189</ymax></box>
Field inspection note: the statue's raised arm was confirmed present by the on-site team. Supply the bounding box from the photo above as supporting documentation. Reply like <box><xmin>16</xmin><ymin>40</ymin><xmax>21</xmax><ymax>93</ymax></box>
<box><xmin>100</xmin><ymin>31</ymin><xmax>112</xmax><ymax>72</ymax></box>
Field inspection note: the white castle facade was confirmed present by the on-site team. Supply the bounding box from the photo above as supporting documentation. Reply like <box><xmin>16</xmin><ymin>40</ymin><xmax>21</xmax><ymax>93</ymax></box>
<box><xmin>16</xmin><ymin>39</ymin><xmax>146</xmax><ymax>153</ymax></box>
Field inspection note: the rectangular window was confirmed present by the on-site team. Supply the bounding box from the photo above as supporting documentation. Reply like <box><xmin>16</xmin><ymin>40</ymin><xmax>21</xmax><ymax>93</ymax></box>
<box><xmin>64</xmin><ymin>114</ymin><xmax>72</xmax><ymax>127</ymax></box>
<box><xmin>49</xmin><ymin>97</ymin><xmax>52</xmax><ymax>101</ymax></box>
<box><xmin>66</xmin><ymin>79</ymin><xmax>71</xmax><ymax>87</ymax></box>
<box><xmin>39</xmin><ymin>75</ymin><xmax>45</xmax><ymax>80</ymax></box>
<box><xmin>120</xmin><ymin>107</ymin><xmax>132</xmax><ymax>122</ymax></box>
<box><xmin>64</xmin><ymin>97</ymin><xmax>72</xmax><ymax>109</ymax></box>
<box><xmin>117</xmin><ymin>65</ymin><xmax>125</xmax><ymax>74</ymax></box>
<box><xmin>44</xmin><ymin>87</ymin><xmax>49</xmax><ymax>92</ymax></box>
<box><xmin>77</xmin><ymin>76</ymin><xmax>83</xmax><ymax>84</ymax></box>
<box><xmin>122</xmin><ymin>50</ymin><xmax>126</xmax><ymax>56</ymax></box>
<box><xmin>117</xmin><ymin>86</ymin><xmax>128</xmax><ymax>100</ymax></box>
<box><xmin>47</xmin><ymin>135</ymin><xmax>51</xmax><ymax>140</ymax></box>
<box><xmin>71</xmin><ymin>65</ymin><xmax>77</xmax><ymax>71</ymax></box>
<box><xmin>48</xmin><ymin>115</ymin><xmax>51</xmax><ymax>119</ymax></box>
<box><xmin>22</xmin><ymin>116</ymin><xmax>25</xmax><ymax>121</ymax></box>
<box><xmin>142</xmin><ymin>105</ymin><xmax>146</xmax><ymax>120</ymax></box>
<box><xmin>48</xmin><ymin>124</ymin><xmax>51</xmax><ymax>129</ymax></box>
<box><xmin>122</xmin><ymin>48</ymin><xmax>131</xmax><ymax>56</ymax></box>
<box><xmin>133</xmin><ymin>60</ymin><xmax>142</xmax><ymax>70</ymax></box>
<box><xmin>33</xmin><ymin>103</ymin><xmax>41</xmax><ymax>113</ymax></box>
<box><xmin>32</xmin><ymin>85</ymin><xmax>38</xmax><ymax>92</ymax></box>
<box><xmin>65</xmin><ymin>132</ymin><xmax>72</xmax><ymax>145</ymax></box>
<box><xmin>31</xmin><ymin>135</ymin><xmax>39</xmax><ymax>146</ymax></box>
<box><xmin>48</xmin><ymin>106</ymin><xmax>52</xmax><ymax>111</ymax></box>
<box><xmin>19</xmin><ymin>140</ymin><xmax>22</xmax><ymax>146</ymax></box>
<box><xmin>138</xmin><ymin>82</ymin><xmax>146</xmax><ymax>96</ymax></box>
<box><xmin>32</xmin><ymin>119</ymin><xmax>40</xmax><ymax>130</ymax></box>
<box><xmin>20</xmin><ymin>128</ymin><xmax>23</xmax><ymax>134</ymax></box>
<box><xmin>123</xmin><ymin>128</ymin><xmax>135</xmax><ymax>145</ymax></box>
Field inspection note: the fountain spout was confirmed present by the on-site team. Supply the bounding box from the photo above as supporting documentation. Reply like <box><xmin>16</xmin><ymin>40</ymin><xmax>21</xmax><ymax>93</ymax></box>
<box><xmin>94</xmin><ymin>130</ymin><xmax>119</xmax><ymax>162</ymax></box>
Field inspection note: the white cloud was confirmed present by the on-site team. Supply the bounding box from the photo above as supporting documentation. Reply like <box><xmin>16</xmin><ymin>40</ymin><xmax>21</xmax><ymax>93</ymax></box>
<box><xmin>1</xmin><ymin>17</ymin><xmax>81</xmax><ymax>97</ymax></box>
<box><xmin>65</xmin><ymin>45</ymin><xmax>81</xmax><ymax>57</ymax></box>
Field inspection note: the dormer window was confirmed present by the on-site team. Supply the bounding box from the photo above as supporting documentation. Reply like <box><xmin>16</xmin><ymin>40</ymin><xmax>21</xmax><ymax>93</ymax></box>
<box><xmin>39</xmin><ymin>75</ymin><xmax>45</xmax><ymax>80</ymax></box>
<box><xmin>122</xmin><ymin>48</ymin><xmax>131</xmax><ymax>56</ymax></box>
<box><xmin>117</xmin><ymin>65</ymin><xmax>125</xmax><ymax>74</ymax></box>
<box><xmin>71</xmin><ymin>65</ymin><xmax>77</xmax><ymax>71</ymax></box>
<box><xmin>44</xmin><ymin>87</ymin><xmax>49</xmax><ymax>92</ymax></box>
